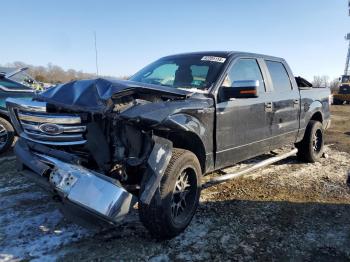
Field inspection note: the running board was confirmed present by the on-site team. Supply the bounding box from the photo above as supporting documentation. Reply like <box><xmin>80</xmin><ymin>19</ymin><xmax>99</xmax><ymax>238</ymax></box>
<box><xmin>203</xmin><ymin>148</ymin><xmax>298</xmax><ymax>188</ymax></box>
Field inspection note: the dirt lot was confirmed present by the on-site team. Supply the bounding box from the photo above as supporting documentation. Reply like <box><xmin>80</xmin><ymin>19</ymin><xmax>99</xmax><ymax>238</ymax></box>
<box><xmin>326</xmin><ymin>105</ymin><xmax>350</xmax><ymax>154</ymax></box>
<box><xmin>1</xmin><ymin>106</ymin><xmax>350</xmax><ymax>261</ymax></box>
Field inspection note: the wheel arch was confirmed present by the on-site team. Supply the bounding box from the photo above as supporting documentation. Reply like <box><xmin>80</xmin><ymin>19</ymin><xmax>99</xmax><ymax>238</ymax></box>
<box><xmin>296</xmin><ymin>110</ymin><xmax>324</xmax><ymax>143</ymax></box>
<box><xmin>0</xmin><ymin>111</ymin><xmax>15</xmax><ymax>153</ymax></box>
<box><xmin>164</xmin><ymin>130</ymin><xmax>206</xmax><ymax>174</ymax></box>
<box><xmin>156</xmin><ymin>113</ymin><xmax>211</xmax><ymax>174</ymax></box>
<box><xmin>310</xmin><ymin>111</ymin><xmax>323</xmax><ymax>123</ymax></box>
<box><xmin>0</xmin><ymin>112</ymin><xmax>11</xmax><ymax>123</ymax></box>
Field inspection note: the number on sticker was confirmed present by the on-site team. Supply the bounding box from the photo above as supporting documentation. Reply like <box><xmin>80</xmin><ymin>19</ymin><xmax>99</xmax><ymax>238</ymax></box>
<box><xmin>201</xmin><ymin>56</ymin><xmax>226</xmax><ymax>63</ymax></box>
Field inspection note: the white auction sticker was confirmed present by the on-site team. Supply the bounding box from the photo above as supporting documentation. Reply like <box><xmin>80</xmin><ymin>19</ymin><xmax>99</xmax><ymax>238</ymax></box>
<box><xmin>201</xmin><ymin>56</ymin><xmax>226</xmax><ymax>63</ymax></box>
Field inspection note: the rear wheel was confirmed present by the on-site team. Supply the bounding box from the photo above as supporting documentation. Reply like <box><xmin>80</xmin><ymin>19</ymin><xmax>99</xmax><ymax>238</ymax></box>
<box><xmin>139</xmin><ymin>148</ymin><xmax>201</xmax><ymax>239</ymax></box>
<box><xmin>296</xmin><ymin>120</ymin><xmax>324</xmax><ymax>163</ymax></box>
<box><xmin>0</xmin><ymin>117</ymin><xmax>14</xmax><ymax>154</ymax></box>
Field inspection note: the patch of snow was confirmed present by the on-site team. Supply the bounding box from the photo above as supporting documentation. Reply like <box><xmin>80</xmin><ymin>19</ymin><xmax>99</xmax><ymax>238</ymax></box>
<box><xmin>0</xmin><ymin>208</ymin><xmax>90</xmax><ymax>260</ymax></box>
<box><xmin>0</xmin><ymin>191</ymin><xmax>46</xmax><ymax>210</ymax></box>
<box><xmin>0</xmin><ymin>183</ymin><xmax>33</xmax><ymax>194</ymax></box>
<box><xmin>148</xmin><ymin>254</ymin><xmax>170</xmax><ymax>262</ymax></box>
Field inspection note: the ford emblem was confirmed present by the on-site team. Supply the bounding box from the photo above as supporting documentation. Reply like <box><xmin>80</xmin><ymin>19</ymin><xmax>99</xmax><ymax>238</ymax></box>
<box><xmin>39</xmin><ymin>123</ymin><xmax>63</xmax><ymax>135</ymax></box>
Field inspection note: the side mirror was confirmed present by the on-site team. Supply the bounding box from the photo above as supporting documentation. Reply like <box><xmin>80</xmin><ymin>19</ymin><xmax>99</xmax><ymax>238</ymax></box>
<box><xmin>0</xmin><ymin>72</ymin><xmax>5</xmax><ymax>79</ymax></box>
<box><xmin>221</xmin><ymin>80</ymin><xmax>259</xmax><ymax>99</ymax></box>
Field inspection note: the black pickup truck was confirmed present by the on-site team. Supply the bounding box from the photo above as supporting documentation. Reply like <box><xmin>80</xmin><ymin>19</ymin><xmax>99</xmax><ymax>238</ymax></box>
<box><xmin>6</xmin><ymin>52</ymin><xmax>331</xmax><ymax>238</ymax></box>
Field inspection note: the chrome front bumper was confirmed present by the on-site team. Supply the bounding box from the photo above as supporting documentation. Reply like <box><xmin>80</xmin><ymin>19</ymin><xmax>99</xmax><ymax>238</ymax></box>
<box><xmin>15</xmin><ymin>139</ymin><xmax>136</xmax><ymax>225</ymax></box>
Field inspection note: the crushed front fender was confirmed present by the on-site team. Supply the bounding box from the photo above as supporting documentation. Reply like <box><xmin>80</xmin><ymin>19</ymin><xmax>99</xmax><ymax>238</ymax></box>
<box><xmin>140</xmin><ymin>136</ymin><xmax>173</xmax><ymax>204</ymax></box>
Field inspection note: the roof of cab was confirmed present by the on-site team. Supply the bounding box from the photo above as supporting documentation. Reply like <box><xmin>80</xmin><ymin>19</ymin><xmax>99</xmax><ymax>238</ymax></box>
<box><xmin>161</xmin><ymin>51</ymin><xmax>284</xmax><ymax>62</ymax></box>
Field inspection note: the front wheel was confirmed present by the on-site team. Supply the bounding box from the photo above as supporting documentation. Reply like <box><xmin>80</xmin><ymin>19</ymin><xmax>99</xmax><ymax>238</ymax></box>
<box><xmin>0</xmin><ymin>117</ymin><xmax>14</xmax><ymax>154</ymax></box>
<box><xmin>139</xmin><ymin>148</ymin><xmax>201</xmax><ymax>239</ymax></box>
<box><xmin>296</xmin><ymin>120</ymin><xmax>324</xmax><ymax>163</ymax></box>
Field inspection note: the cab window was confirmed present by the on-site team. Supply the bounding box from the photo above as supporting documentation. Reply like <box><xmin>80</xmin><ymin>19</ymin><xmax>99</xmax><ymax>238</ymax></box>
<box><xmin>265</xmin><ymin>61</ymin><xmax>292</xmax><ymax>92</ymax></box>
<box><xmin>222</xmin><ymin>58</ymin><xmax>265</xmax><ymax>92</ymax></box>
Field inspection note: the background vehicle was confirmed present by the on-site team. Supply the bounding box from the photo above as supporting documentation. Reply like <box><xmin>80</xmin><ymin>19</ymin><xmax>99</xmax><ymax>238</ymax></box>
<box><xmin>0</xmin><ymin>68</ymin><xmax>35</xmax><ymax>153</ymax></box>
<box><xmin>7</xmin><ymin>52</ymin><xmax>331</xmax><ymax>238</ymax></box>
<box><xmin>333</xmin><ymin>75</ymin><xmax>350</xmax><ymax>104</ymax></box>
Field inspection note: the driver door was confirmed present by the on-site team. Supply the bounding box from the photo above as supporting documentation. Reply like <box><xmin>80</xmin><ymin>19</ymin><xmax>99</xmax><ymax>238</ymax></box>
<box><xmin>215</xmin><ymin>58</ymin><xmax>272</xmax><ymax>169</ymax></box>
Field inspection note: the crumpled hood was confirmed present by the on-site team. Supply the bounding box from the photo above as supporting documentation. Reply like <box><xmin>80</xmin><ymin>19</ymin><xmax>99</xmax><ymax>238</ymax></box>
<box><xmin>36</xmin><ymin>78</ymin><xmax>192</xmax><ymax>113</ymax></box>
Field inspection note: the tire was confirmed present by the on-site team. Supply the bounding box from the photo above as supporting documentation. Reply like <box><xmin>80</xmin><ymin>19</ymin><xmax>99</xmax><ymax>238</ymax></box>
<box><xmin>333</xmin><ymin>99</ymin><xmax>343</xmax><ymax>105</ymax></box>
<box><xmin>0</xmin><ymin>117</ymin><xmax>14</xmax><ymax>154</ymax></box>
<box><xmin>296</xmin><ymin>120</ymin><xmax>324</xmax><ymax>163</ymax></box>
<box><xmin>139</xmin><ymin>148</ymin><xmax>201</xmax><ymax>239</ymax></box>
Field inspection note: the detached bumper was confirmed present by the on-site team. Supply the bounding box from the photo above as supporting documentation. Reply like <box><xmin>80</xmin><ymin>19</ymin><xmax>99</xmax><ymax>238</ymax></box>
<box><xmin>15</xmin><ymin>138</ymin><xmax>136</xmax><ymax>226</ymax></box>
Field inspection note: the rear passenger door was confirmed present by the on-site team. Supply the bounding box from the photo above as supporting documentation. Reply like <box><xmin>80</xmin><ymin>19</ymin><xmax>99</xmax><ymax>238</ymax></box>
<box><xmin>264</xmin><ymin>60</ymin><xmax>300</xmax><ymax>149</ymax></box>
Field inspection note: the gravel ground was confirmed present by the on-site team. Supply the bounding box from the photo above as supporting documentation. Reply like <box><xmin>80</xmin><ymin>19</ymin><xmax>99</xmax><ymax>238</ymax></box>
<box><xmin>0</xmin><ymin>106</ymin><xmax>350</xmax><ymax>261</ymax></box>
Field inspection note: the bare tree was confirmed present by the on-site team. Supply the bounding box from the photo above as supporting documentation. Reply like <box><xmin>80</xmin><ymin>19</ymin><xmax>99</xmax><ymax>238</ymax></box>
<box><xmin>329</xmin><ymin>78</ymin><xmax>340</xmax><ymax>93</ymax></box>
<box><xmin>1</xmin><ymin>61</ymin><xmax>112</xmax><ymax>84</ymax></box>
<box><xmin>312</xmin><ymin>75</ymin><xmax>330</xmax><ymax>88</ymax></box>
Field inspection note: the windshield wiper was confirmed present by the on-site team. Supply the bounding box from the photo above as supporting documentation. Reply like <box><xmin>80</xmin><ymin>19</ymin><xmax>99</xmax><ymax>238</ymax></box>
<box><xmin>176</xmin><ymin>86</ymin><xmax>192</xmax><ymax>89</ymax></box>
<box><xmin>177</xmin><ymin>86</ymin><xmax>208</xmax><ymax>93</ymax></box>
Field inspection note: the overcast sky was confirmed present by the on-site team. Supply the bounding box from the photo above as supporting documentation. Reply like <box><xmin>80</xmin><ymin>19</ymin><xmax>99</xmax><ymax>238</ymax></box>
<box><xmin>0</xmin><ymin>0</ymin><xmax>349</xmax><ymax>80</ymax></box>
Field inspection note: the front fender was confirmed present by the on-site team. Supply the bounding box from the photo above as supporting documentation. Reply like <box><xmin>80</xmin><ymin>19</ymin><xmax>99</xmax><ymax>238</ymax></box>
<box><xmin>160</xmin><ymin>112</ymin><xmax>214</xmax><ymax>173</ymax></box>
<box><xmin>162</xmin><ymin>113</ymin><xmax>206</xmax><ymax>136</ymax></box>
<box><xmin>140</xmin><ymin>136</ymin><xmax>173</xmax><ymax>204</ymax></box>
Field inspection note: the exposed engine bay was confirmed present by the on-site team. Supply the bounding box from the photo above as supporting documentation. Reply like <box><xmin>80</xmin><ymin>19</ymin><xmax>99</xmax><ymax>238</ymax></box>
<box><xmin>6</xmin><ymin>78</ymin><xmax>203</xmax><ymax>220</ymax></box>
<box><xmin>69</xmin><ymin>94</ymin><xmax>172</xmax><ymax>195</ymax></box>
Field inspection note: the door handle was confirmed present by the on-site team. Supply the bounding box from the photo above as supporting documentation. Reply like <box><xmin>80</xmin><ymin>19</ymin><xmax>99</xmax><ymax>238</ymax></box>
<box><xmin>265</xmin><ymin>102</ymin><xmax>273</xmax><ymax>112</ymax></box>
<box><xmin>293</xmin><ymin>99</ymin><xmax>300</xmax><ymax>108</ymax></box>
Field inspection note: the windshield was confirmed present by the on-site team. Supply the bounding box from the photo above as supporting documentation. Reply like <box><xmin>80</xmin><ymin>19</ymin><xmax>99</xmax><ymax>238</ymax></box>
<box><xmin>341</xmin><ymin>75</ymin><xmax>350</xmax><ymax>83</ymax></box>
<box><xmin>8</xmin><ymin>70</ymin><xmax>37</xmax><ymax>88</ymax></box>
<box><xmin>129</xmin><ymin>55</ymin><xmax>227</xmax><ymax>90</ymax></box>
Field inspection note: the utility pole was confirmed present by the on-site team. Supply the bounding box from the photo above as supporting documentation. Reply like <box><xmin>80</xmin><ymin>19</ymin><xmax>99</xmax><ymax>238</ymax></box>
<box><xmin>94</xmin><ymin>31</ymin><xmax>99</xmax><ymax>76</ymax></box>
<box><xmin>344</xmin><ymin>1</ymin><xmax>350</xmax><ymax>76</ymax></box>
<box><xmin>345</xmin><ymin>33</ymin><xmax>350</xmax><ymax>76</ymax></box>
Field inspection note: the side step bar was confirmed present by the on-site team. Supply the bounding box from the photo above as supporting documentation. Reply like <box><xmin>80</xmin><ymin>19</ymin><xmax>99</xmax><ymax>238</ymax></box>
<box><xmin>203</xmin><ymin>148</ymin><xmax>298</xmax><ymax>188</ymax></box>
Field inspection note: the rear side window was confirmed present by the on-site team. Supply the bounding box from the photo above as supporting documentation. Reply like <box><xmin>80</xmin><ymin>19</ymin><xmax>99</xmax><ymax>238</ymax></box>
<box><xmin>223</xmin><ymin>58</ymin><xmax>265</xmax><ymax>91</ymax></box>
<box><xmin>266</xmin><ymin>61</ymin><xmax>292</xmax><ymax>92</ymax></box>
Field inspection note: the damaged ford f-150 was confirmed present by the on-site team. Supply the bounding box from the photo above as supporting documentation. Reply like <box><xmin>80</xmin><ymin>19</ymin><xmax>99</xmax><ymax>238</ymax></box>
<box><xmin>6</xmin><ymin>52</ymin><xmax>331</xmax><ymax>238</ymax></box>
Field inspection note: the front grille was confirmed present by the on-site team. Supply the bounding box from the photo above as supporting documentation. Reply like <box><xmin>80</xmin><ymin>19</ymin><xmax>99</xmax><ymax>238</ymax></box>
<box><xmin>6</xmin><ymin>98</ymin><xmax>87</xmax><ymax>146</ymax></box>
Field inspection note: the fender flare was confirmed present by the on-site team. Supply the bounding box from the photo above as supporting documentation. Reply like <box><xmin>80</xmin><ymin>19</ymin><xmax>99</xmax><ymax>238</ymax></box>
<box><xmin>161</xmin><ymin>113</ymin><xmax>209</xmax><ymax>172</ymax></box>
<box><xmin>305</xmin><ymin>101</ymin><xmax>323</xmax><ymax>124</ymax></box>
<box><xmin>296</xmin><ymin>101</ymin><xmax>324</xmax><ymax>142</ymax></box>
